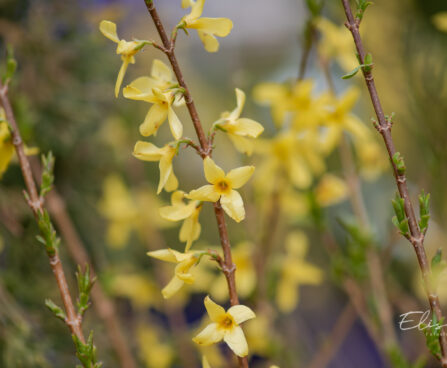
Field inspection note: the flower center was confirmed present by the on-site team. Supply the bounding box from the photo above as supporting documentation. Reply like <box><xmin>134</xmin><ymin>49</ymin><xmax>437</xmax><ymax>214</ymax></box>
<box><xmin>215</xmin><ymin>179</ymin><xmax>231</xmax><ymax>194</ymax></box>
<box><xmin>218</xmin><ymin>313</ymin><xmax>235</xmax><ymax>331</ymax></box>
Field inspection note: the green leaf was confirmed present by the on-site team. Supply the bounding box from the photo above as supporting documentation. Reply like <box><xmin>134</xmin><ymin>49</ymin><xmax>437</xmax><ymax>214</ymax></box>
<box><xmin>391</xmin><ymin>193</ymin><xmax>409</xmax><ymax>237</ymax></box>
<box><xmin>418</xmin><ymin>190</ymin><xmax>430</xmax><ymax>234</ymax></box>
<box><xmin>431</xmin><ymin>249</ymin><xmax>442</xmax><ymax>269</ymax></box>
<box><xmin>40</xmin><ymin>151</ymin><xmax>55</xmax><ymax>197</ymax></box>
<box><xmin>342</xmin><ymin>65</ymin><xmax>361</xmax><ymax>79</ymax></box>
<box><xmin>45</xmin><ymin>299</ymin><xmax>66</xmax><ymax>321</ymax></box>
<box><xmin>421</xmin><ymin>315</ymin><xmax>443</xmax><ymax>360</ymax></box>
<box><xmin>392</xmin><ymin>152</ymin><xmax>406</xmax><ymax>175</ymax></box>
<box><xmin>3</xmin><ymin>45</ymin><xmax>17</xmax><ymax>83</ymax></box>
<box><xmin>76</xmin><ymin>264</ymin><xmax>96</xmax><ymax>317</ymax></box>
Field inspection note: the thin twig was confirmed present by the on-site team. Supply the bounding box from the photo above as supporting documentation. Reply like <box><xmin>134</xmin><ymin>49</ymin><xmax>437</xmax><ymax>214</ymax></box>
<box><xmin>0</xmin><ymin>81</ymin><xmax>85</xmax><ymax>343</ymax></box>
<box><xmin>142</xmin><ymin>1</ymin><xmax>247</xmax><ymax>367</ymax></box>
<box><xmin>340</xmin><ymin>1</ymin><xmax>447</xmax><ymax>365</ymax></box>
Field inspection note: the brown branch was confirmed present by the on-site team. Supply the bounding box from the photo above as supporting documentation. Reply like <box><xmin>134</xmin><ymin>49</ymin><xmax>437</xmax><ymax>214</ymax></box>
<box><xmin>0</xmin><ymin>81</ymin><xmax>84</xmax><ymax>343</ymax></box>
<box><xmin>340</xmin><ymin>1</ymin><xmax>447</xmax><ymax>365</ymax></box>
<box><xmin>142</xmin><ymin>1</ymin><xmax>247</xmax><ymax>367</ymax></box>
<box><xmin>28</xmin><ymin>161</ymin><xmax>136</xmax><ymax>368</ymax></box>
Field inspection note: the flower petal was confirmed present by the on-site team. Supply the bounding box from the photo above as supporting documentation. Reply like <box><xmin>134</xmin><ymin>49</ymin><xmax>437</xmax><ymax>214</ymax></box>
<box><xmin>193</xmin><ymin>323</ymin><xmax>224</xmax><ymax>346</ymax></box>
<box><xmin>164</xmin><ymin>170</ymin><xmax>179</xmax><ymax>193</ymax></box>
<box><xmin>147</xmin><ymin>248</ymin><xmax>184</xmax><ymax>263</ymax></box>
<box><xmin>115</xmin><ymin>58</ymin><xmax>130</xmax><ymax>98</ymax></box>
<box><xmin>221</xmin><ymin>190</ymin><xmax>245</xmax><ymax>222</ymax></box>
<box><xmin>189</xmin><ymin>18</ymin><xmax>233</xmax><ymax>37</ymax></box>
<box><xmin>204</xmin><ymin>157</ymin><xmax>225</xmax><ymax>183</ymax></box>
<box><xmin>139</xmin><ymin>103</ymin><xmax>168</xmax><ymax>137</ymax></box>
<box><xmin>132</xmin><ymin>141</ymin><xmax>164</xmax><ymax>162</ymax></box>
<box><xmin>168</xmin><ymin>107</ymin><xmax>183</xmax><ymax>140</ymax></box>
<box><xmin>162</xmin><ymin>276</ymin><xmax>184</xmax><ymax>299</ymax></box>
<box><xmin>204</xmin><ymin>295</ymin><xmax>226</xmax><ymax>322</ymax></box>
<box><xmin>151</xmin><ymin>59</ymin><xmax>172</xmax><ymax>82</ymax></box>
<box><xmin>226</xmin><ymin>166</ymin><xmax>255</xmax><ymax>189</ymax></box>
<box><xmin>223</xmin><ymin>326</ymin><xmax>248</xmax><ymax>357</ymax></box>
<box><xmin>99</xmin><ymin>20</ymin><xmax>120</xmax><ymax>43</ymax></box>
<box><xmin>233</xmin><ymin>118</ymin><xmax>264</xmax><ymax>138</ymax></box>
<box><xmin>228</xmin><ymin>88</ymin><xmax>245</xmax><ymax>120</ymax></box>
<box><xmin>158</xmin><ymin>149</ymin><xmax>175</xmax><ymax>194</ymax></box>
<box><xmin>160</xmin><ymin>201</ymin><xmax>195</xmax><ymax>221</ymax></box>
<box><xmin>123</xmin><ymin>76</ymin><xmax>158</xmax><ymax>102</ymax></box>
<box><xmin>197</xmin><ymin>31</ymin><xmax>220</xmax><ymax>53</ymax></box>
<box><xmin>188</xmin><ymin>185</ymin><xmax>220</xmax><ymax>202</ymax></box>
<box><xmin>179</xmin><ymin>212</ymin><xmax>201</xmax><ymax>251</ymax></box>
<box><xmin>228</xmin><ymin>134</ymin><xmax>254</xmax><ymax>156</ymax></box>
<box><xmin>227</xmin><ymin>305</ymin><xmax>256</xmax><ymax>324</ymax></box>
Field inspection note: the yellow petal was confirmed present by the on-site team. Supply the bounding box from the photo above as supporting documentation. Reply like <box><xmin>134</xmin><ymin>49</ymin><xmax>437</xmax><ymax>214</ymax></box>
<box><xmin>221</xmin><ymin>190</ymin><xmax>245</xmax><ymax>222</ymax></box>
<box><xmin>139</xmin><ymin>103</ymin><xmax>168</xmax><ymax>137</ymax></box>
<box><xmin>99</xmin><ymin>20</ymin><xmax>120</xmax><ymax>43</ymax></box>
<box><xmin>315</xmin><ymin>174</ymin><xmax>348</xmax><ymax>207</ymax></box>
<box><xmin>228</xmin><ymin>88</ymin><xmax>245</xmax><ymax>120</ymax></box>
<box><xmin>0</xmin><ymin>142</ymin><xmax>14</xmax><ymax>179</ymax></box>
<box><xmin>162</xmin><ymin>276</ymin><xmax>184</xmax><ymax>299</ymax></box>
<box><xmin>433</xmin><ymin>12</ymin><xmax>447</xmax><ymax>32</ymax></box>
<box><xmin>276</xmin><ymin>280</ymin><xmax>298</xmax><ymax>313</ymax></box>
<box><xmin>133</xmin><ymin>141</ymin><xmax>164</xmax><ymax>161</ymax></box>
<box><xmin>344</xmin><ymin>116</ymin><xmax>369</xmax><ymax>141</ymax></box>
<box><xmin>204</xmin><ymin>295</ymin><xmax>226</xmax><ymax>321</ymax></box>
<box><xmin>204</xmin><ymin>157</ymin><xmax>225</xmax><ymax>183</ymax></box>
<box><xmin>285</xmin><ymin>231</ymin><xmax>308</xmax><ymax>257</ymax></box>
<box><xmin>227</xmin><ymin>305</ymin><xmax>256</xmax><ymax>324</ymax></box>
<box><xmin>164</xmin><ymin>170</ymin><xmax>179</xmax><ymax>193</ymax></box>
<box><xmin>168</xmin><ymin>107</ymin><xmax>183</xmax><ymax>140</ymax></box>
<box><xmin>338</xmin><ymin>87</ymin><xmax>359</xmax><ymax>114</ymax></box>
<box><xmin>226</xmin><ymin>166</ymin><xmax>255</xmax><ymax>189</ymax></box>
<box><xmin>189</xmin><ymin>18</ymin><xmax>233</xmax><ymax>37</ymax></box>
<box><xmin>147</xmin><ymin>248</ymin><xmax>184</xmax><ymax>263</ymax></box>
<box><xmin>223</xmin><ymin>326</ymin><xmax>248</xmax><ymax>357</ymax></box>
<box><xmin>202</xmin><ymin>356</ymin><xmax>211</xmax><ymax>368</ymax></box>
<box><xmin>193</xmin><ymin>323</ymin><xmax>224</xmax><ymax>346</ymax></box>
<box><xmin>232</xmin><ymin>118</ymin><xmax>264</xmax><ymax>138</ymax></box>
<box><xmin>228</xmin><ymin>134</ymin><xmax>254</xmax><ymax>156</ymax></box>
<box><xmin>188</xmin><ymin>0</ymin><xmax>205</xmax><ymax>20</ymax></box>
<box><xmin>123</xmin><ymin>76</ymin><xmax>158</xmax><ymax>102</ymax></box>
<box><xmin>115</xmin><ymin>58</ymin><xmax>130</xmax><ymax>98</ymax></box>
<box><xmin>180</xmin><ymin>214</ymin><xmax>201</xmax><ymax>251</ymax></box>
<box><xmin>290</xmin><ymin>156</ymin><xmax>312</xmax><ymax>189</ymax></box>
<box><xmin>160</xmin><ymin>201</ymin><xmax>195</xmax><ymax>221</ymax></box>
<box><xmin>151</xmin><ymin>59</ymin><xmax>172</xmax><ymax>82</ymax></box>
<box><xmin>175</xmin><ymin>259</ymin><xmax>196</xmax><ymax>284</ymax></box>
<box><xmin>158</xmin><ymin>149</ymin><xmax>175</xmax><ymax>194</ymax></box>
<box><xmin>182</xmin><ymin>0</ymin><xmax>195</xmax><ymax>9</ymax></box>
<box><xmin>188</xmin><ymin>185</ymin><xmax>220</xmax><ymax>202</ymax></box>
<box><xmin>197</xmin><ymin>31</ymin><xmax>220</xmax><ymax>53</ymax></box>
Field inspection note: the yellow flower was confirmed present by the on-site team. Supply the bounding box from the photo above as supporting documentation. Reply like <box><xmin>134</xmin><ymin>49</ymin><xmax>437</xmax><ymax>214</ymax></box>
<box><xmin>192</xmin><ymin>296</ymin><xmax>255</xmax><ymax>357</ymax></box>
<box><xmin>214</xmin><ymin>88</ymin><xmax>264</xmax><ymax>155</ymax></box>
<box><xmin>276</xmin><ymin>232</ymin><xmax>323</xmax><ymax>313</ymax></box>
<box><xmin>110</xmin><ymin>273</ymin><xmax>161</xmax><ymax>308</ymax></box>
<box><xmin>354</xmin><ymin>138</ymin><xmax>388</xmax><ymax>181</ymax></box>
<box><xmin>202</xmin><ymin>356</ymin><xmax>211</xmax><ymax>368</ymax></box>
<box><xmin>315</xmin><ymin>17</ymin><xmax>358</xmax><ymax>72</ymax></box>
<box><xmin>159</xmin><ymin>190</ymin><xmax>202</xmax><ymax>251</ymax></box>
<box><xmin>315</xmin><ymin>174</ymin><xmax>348</xmax><ymax>207</ymax></box>
<box><xmin>253</xmin><ymin>82</ymin><xmax>289</xmax><ymax>126</ymax></box>
<box><xmin>123</xmin><ymin>59</ymin><xmax>183</xmax><ymax>140</ymax></box>
<box><xmin>181</xmin><ymin>0</ymin><xmax>233</xmax><ymax>52</ymax></box>
<box><xmin>147</xmin><ymin>248</ymin><xmax>200</xmax><ymax>298</ymax></box>
<box><xmin>320</xmin><ymin>88</ymin><xmax>370</xmax><ymax>154</ymax></box>
<box><xmin>137</xmin><ymin>326</ymin><xmax>174</xmax><ymax>368</ymax></box>
<box><xmin>133</xmin><ymin>141</ymin><xmax>178</xmax><ymax>194</ymax></box>
<box><xmin>188</xmin><ymin>157</ymin><xmax>255</xmax><ymax>222</ymax></box>
<box><xmin>99</xmin><ymin>20</ymin><xmax>148</xmax><ymax>97</ymax></box>
<box><xmin>433</xmin><ymin>12</ymin><xmax>447</xmax><ymax>32</ymax></box>
<box><xmin>0</xmin><ymin>120</ymin><xmax>14</xmax><ymax>179</ymax></box>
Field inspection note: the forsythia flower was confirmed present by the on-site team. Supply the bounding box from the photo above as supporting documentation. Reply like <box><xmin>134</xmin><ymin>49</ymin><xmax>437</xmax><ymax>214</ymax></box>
<box><xmin>188</xmin><ymin>157</ymin><xmax>255</xmax><ymax>222</ymax></box>
<box><xmin>0</xmin><ymin>118</ymin><xmax>14</xmax><ymax>179</ymax></box>
<box><xmin>137</xmin><ymin>326</ymin><xmax>174</xmax><ymax>368</ymax></box>
<box><xmin>276</xmin><ymin>232</ymin><xmax>323</xmax><ymax>313</ymax></box>
<box><xmin>315</xmin><ymin>174</ymin><xmax>348</xmax><ymax>207</ymax></box>
<box><xmin>133</xmin><ymin>141</ymin><xmax>178</xmax><ymax>194</ymax></box>
<box><xmin>147</xmin><ymin>248</ymin><xmax>200</xmax><ymax>298</ymax></box>
<box><xmin>213</xmin><ymin>88</ymin><xmax>264</xmax><ymax>155</ymax></box>
<box><xmin>202</xmin><ymin>356</ymin><xmax>211</xmax><ymax>368</ymax></box>
<box><xmin>193</xmin><ymin>296</ymin><xmax>255</xmax><ymax>357</ymax></box>
<box><xmin>433</xmin><ymin>12</ymin><xmax>447</xmax><ymax>32</ymax></box>
<box><xmin>123</xmin><ymin>59</ymin><xmax>183</xmax><ymax>140</ymax></box>
<box><xmin>315</xmin><ymin>17</ymin><xmax>358</xmax><ymax>72</ymax></box>
<box><xmin>110</xmin><ymin>273</ymin><xmax>160</xmax><ymax>308</ymax></box>
<box><xmin>181</xmin><ymin>0</ymin><xmax>233</xmax><ymax>52</ymax></box>
<box><xmin>159</xmin><ymin>191</ymin><xmax>202</xmax><ymax>251</ymax></box>
<box><xmin>99</xmin><ymin>20</ymin><xmax>148</xmax><ymax>97</ymax></box>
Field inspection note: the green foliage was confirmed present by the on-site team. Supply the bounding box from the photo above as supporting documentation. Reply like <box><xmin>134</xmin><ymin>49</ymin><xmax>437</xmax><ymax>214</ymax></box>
<box><xmin>2</xmin><ymin>45</ymin><xmax>17</xmax><ymax>84</ymax></box>
<box><xmin>342</xmin><ymin>53</ymin><xmax>373</xmax><ymax>79</ymax></box>
<box><xmin>73</xmin><ymin>331</ymin><xmax>102</xmax><ymax>368</ymax></box>
<box><xmin>355</xmin><ymin>0</ymin><xmax>373</xmax><ymax>21</ymax></box>
<box><xmin>36</xmin><ymin>210</ymin><xmax>60</xmax><ymax>257</ymax></box>
<box><xmin>40</xmin><ymin>152</ymin><xmax>55</xmax><ymax>198</ymax></box>
<box><xmin>418</xmin><ymin>190</ymin><xmax>430</xmax><ymax>234</ymax></box>
<box><xmin>45</xmin><ymin>299</ymin><xmax>66</xmax><ymax>322</ymax></box>
<box><xmin>392</xmin><ymin>152</ymin><xmax>406</xmax><ymax>176</ymax></box>
<box><xmin>332</xmin><ymin>218</ymin><xmax>369</xmax><ymax>282</ymax></box>
<box><xmin>420</xmin><ymin>314</ymin><xmax>443</xmax><ymax>361</ymax></box>
<box><xmin>387</xmin><ymin>345</ymin><xmax>426</xmax><ymax>368</ymax></box>
<box><xmin>76</xmin><ymin>265</ymin><xmax>95</xmax><ymax>317</ymax></box>
<box><xmin>391</xmin><ymin>193</ymin><xmax>409</xmax><ymax>237</ymax></box>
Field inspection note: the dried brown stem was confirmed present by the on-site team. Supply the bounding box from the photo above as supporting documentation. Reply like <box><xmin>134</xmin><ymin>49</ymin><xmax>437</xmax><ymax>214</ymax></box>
<box><xmin>340</xmin><ymin>0</ymin><xmax>447</xmax><ymax>365</ymax></box>
<box><xmin>0</xmin><ymin>81</ymin><xmax>84</xmax><ymax>343</ymax></box>
<box><xmin>142</xmin><ymin>1</ymin><xmax>247</xmax><ymax>367</ymax></box>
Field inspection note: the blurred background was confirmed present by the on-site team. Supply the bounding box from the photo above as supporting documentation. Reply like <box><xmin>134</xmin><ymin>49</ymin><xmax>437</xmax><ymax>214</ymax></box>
<box><xmin>1</xmin><ymin>0</ymin><xmax>447</xmax><ymax>367</ymax></box>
